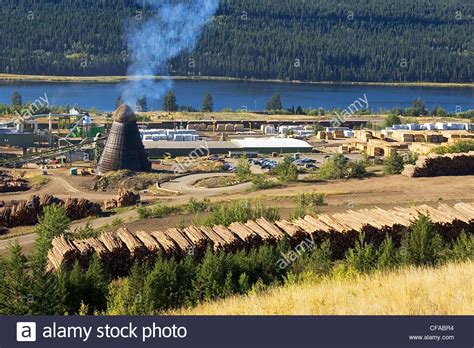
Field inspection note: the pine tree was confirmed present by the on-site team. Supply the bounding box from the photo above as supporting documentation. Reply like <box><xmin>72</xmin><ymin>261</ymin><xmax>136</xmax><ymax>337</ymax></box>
<box><xmin>143</xmin><ymin>257</ymin><xmax>178</xmax><ymax>312</ymax></box>
<box><xmin>136</xmin><ymin>96</ymin><xmax>148</xmax><ymax>112</ymax></box>
<box><xmin>33</xmin><ymin>204</ymin><xmax>70</xmax><ymax>266</ymax></box>
<box><xmin>162</xmin><ymin>91</ymin><xmax>178</xmax><ymax>112</ymax></box>
<box><xmin>376</xmin><ymin>236</ymin><xmax>399</xmax><ymax>270</ymax></box>
<box><xmin>0</xmin><ymin>243</ymin><xmax>32</xmax><ymax>315</ymax></box>
<box><xmin>401</xmin><ymin>215</ymin><xmax>443</xmax><ymax>266</ymax></box>
<box><xmin>115</xmin><ymin>94</ymin><xmax>124</xmax><ymax>108</ymax></box>
<box><xmin>383</xmin><ymin>151</ymin><xmax>405</xmax><ymax>174</ymax></box>
<box><xmin>12</xmin><ymin>91</ymin><xmax>22</xmax><ymax>106</ymax></box>
<box><xmin>202</xmin><ymin>93</ymin><xmax>214</xmax><ymax>112</ymax></box>
<box><xmin>266</xmin><ymin>93</ymin><xmax>282</xmax><ymax>111</ymax></box>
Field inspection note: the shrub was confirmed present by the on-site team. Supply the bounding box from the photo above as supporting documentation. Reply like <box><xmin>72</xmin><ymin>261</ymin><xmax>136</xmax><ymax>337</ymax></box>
<box><xmin>401</xmin><ymin>215</ymin><xmax>444</xmax><ymax>266</ymax></box>
<box><xmin>382</xmin><ymin>113</ymin><xmax>402</xmax><ymax>128</ymax></box>
<box><xmin>251</xmin><ymin>174</ymin><xmax>279</xmax><ymax>190</ymax></box>
<box><xmin>236</xmin><ymin>156</ymin><xmax>252</xmax><ymax>180</ymax></box>
<box><xmin>449</xmin><ymin>231</ymin><xmax>473</xmax><ymax>261</ymax></box>
<box><xmin>202</xmin><ymin>200</ymin><xmax>279</xmax><ymax>227</ymax></box>
<box><xmin>274</xmin><ymin>156</ymin><xmax>299</xmax><ymax>182</ymax></box>
<box><xmin>345</xmin><ymin>233</ymin><xmax>377</xmax><ymax>273</ymax></box>
<box><xmin>187</xmin><ymin>198</ymin><xmax>210</xmax><ymax>214</ymax></box>
<box><xmin>432</xmin><ymin>140</ymin><xmax>474</xmax><ymax>155</ymax></box>
<box><xmin>137</xmin><ymin>203</ymin><xmax>182</xmax><ymax>219</ymax></box>
<box><xmin>376</xmin><ymin>236</ymin><xmax>400</xmax><ymax>270</ymax></box>
<box><xmin>317</xmin><ymin>154</ymin><xmax>347</xmax><ymax>179</ymax></box>
<box><xmin>346</xmin><ymin>160</ymin><xmax>367</xmax><ymax>178</ymax></box>
<box><xmin>383</xmin><ymin>151</ymin><xmax>405</xmax><ymax>174</ymax></box>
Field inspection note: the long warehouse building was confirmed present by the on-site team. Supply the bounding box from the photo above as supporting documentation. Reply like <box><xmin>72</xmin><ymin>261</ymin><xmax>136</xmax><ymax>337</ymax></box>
<box><xmin>144</xmin><ymin>137</ymin><xmax>312</xmax><ymax>158</ymax></box>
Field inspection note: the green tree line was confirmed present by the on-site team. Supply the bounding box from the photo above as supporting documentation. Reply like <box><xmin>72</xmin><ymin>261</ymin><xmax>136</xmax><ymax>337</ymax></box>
<box><xmin>0</xmin><ymin>0</ymin><xmax>471</xmax><ymax>82</ymax></box>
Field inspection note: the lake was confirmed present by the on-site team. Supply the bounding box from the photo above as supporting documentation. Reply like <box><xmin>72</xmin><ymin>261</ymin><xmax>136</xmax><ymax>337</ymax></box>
<box><xmin>0</xmin><ymin>79</ymin><xmax>472</xmax><ymax>113</ymax></box>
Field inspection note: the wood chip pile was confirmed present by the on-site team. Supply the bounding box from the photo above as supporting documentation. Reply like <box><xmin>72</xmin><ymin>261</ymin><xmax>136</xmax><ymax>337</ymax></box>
<box><xmin>47</xmin><ymin>202</ymin><xmax>474</xmax><ymax>274</ymax></box>
<box><xmin>0</xmin><ymin>171</ymin><xmax>29</xmax><ymax>193</ymax></box>
<box><xmin>402</xmin><ymin>151</ymin><xmax>474</xmax><ymax>177</ymax></box>
<box><xmin>0</xmin><ymin>194</ymin><xmax>102</xmax><ymax>229</ymax></box>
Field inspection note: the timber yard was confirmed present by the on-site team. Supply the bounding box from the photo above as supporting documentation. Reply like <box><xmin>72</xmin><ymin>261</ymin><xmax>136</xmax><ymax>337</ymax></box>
<box><xmin>0</xmin><ymin>103</ymin><xmax>473</xmax><ymax>265</ymax></box>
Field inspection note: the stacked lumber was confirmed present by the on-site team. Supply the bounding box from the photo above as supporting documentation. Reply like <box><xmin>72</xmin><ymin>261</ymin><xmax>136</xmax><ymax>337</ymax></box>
<box><xmin>0</xmin><ymin>194</ymin><xmax>101</xmax><ymax>229</ymax></box>
<box><xmin>47</xmin><ymin>202</ymin><xmax>474</xmax><ymax>274</ymax></box>
<box><xmin>402</xmin><ymin>151</ymin><xmax>474</xmax><ymax>177</ymax></box>
<box><xmin>0</xmin><ymin>171</ymin><xmax>29</xmax><ymax>193</ymax></box>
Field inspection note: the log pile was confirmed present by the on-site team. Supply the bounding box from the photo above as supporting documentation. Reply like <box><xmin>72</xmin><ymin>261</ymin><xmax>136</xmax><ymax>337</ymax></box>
<box><xmin>402</xmin><ymin>151</ymin><xmax>474</xmax><ymax>177</ymax></box>
<box><xmin>0</xmin><ymin>171</ymin><xmax>29</xmax><ymax>193</ymax></box>
<box><xmin>0</xmin><ymin>194</ymin><xmax>102</xmax><ymax>229</ymax></box>
<box><xmin>47</xmin><ymin>202</ymin><xmax>474</xmax><ymax>274</ymax></box>
<box><xmin>103</xmin><ymin>188</ymin><xmax>141</xmax><ymax>210</ymax></box>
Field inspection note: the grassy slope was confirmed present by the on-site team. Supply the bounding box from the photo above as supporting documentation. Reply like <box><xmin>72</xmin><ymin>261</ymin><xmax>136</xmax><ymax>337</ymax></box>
<box><xmin>173</xmin><ymin>261</ymin><xmax>473</xmax><ymax>315</ymax></box>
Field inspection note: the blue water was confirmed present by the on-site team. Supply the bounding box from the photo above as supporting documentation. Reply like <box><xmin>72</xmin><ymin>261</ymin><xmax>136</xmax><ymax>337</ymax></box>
<box><xmin>0</xmin><ymin>79</ymin><xmax>472</xmax><ymax>113</ymax></box>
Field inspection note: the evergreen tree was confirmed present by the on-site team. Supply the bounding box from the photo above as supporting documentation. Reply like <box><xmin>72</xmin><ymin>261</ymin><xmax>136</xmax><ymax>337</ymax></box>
<box><xmin>162</xmin><ymin>91</ymin><xmax>178</xmax><ymax>112</ymax></box>
<box><xmin>401</xmin><ymin>215</ymin><xmax>444</xmax><ymax>266</ymax></box>
<box><xmin>202</xmin><ymin>93</ymin><xmax>214</xmax><ymax>112</ymax></box>
<box><xmin>0</xmin><ymin>243</ymin><xmax>32</xmax><ymax>314</ymax></box>
<box><xmin>136</xmin><ymin>96</ymin><xmax>148</xmax><ymax>112</ymax></box>
<box><xmin>115</xmin><ymin>94</ymin><xmax>124</xmax><ymax>109</ymax></box>
<box><xmin>274</xmin><ymin>156</ymin><xmax>298</xmax><ymax>182</ymax></box>
<box><xmin>33</xmin><ymin>204</ymin><xmax>70</xmax><ymax>266</ymax></box>
<box><xmin>12</xmin><ymin>91</ymin><xmax>22</xmax><ymax>106</ymax></box>
<box><xmin>143</xmin><ymin>257</ymin><xmax>179</xmax><ymax>312</ymax></box>
<box><xmin>376</xmin><ymin>236</ymin><xmax>399</xmax><ymax>270</ymax></box>
<box><xmin>382</xmin><ymin>113</ymin><xmax>402</xmax><ymax>128</ymax></box>
<box><xmin>383</xmin><ymin>151</ymin><xmax>405</xmax><ymax>174</ymax></box>
<box><xmin>266</xmin><ymin>93</ymin><xmax>282</xmax><ymax>111</ymax></box>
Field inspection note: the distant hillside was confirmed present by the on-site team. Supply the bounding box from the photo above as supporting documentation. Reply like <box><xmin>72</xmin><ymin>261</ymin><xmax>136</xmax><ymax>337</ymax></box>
<box><xmin>0</xmin><ymin>0</ymin><xmax>472</xmax><ymax>82</ymax></box>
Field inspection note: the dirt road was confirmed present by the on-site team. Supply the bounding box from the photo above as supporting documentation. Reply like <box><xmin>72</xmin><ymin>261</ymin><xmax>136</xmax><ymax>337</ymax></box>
<box><xmin>2</xmin><ymin>173</ymin><xmax>473</xmax><ymax>254</ymax></box>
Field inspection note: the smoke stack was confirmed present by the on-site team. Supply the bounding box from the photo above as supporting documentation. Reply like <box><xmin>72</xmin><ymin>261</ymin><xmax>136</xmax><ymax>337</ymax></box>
<box><xmin>96</xmin><ymin>104</ymin><xmax>151</xmax><ymax>175</ymax></box>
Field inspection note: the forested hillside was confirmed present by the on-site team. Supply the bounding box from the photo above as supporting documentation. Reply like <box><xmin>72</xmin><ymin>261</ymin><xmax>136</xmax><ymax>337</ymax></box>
<box><xmin>0</xmin><ymin>0</ymin><xmax>472</xmax><ymax>82</ymax></box>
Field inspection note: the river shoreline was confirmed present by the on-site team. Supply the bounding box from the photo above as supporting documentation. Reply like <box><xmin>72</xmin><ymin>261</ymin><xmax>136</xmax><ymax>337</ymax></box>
<box><xmin>0</xmin><ymin>74</ymin><xmax>472</xmax><ymax>89</ymax></box>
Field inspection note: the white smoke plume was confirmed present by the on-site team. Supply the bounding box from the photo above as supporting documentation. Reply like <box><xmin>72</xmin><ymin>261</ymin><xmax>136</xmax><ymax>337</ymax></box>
<box><xmin>121</xmin><ymin>0</ymin><xmax>220</xmax><ymax>109</ymax></box>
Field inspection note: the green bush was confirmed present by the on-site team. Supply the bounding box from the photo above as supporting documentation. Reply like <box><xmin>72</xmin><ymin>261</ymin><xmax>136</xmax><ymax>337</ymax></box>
<box><xmin>274</xmin><ymin>157</ymin><xmax>299</xmax><ymax>182</ymax></box>
<box><xmin>448</xmin><ymin>231</ymin><xmax>473</xmax><ymax>261</ymax></box>
<box><xmin>202</xmin><ymin>200</ymin><xmax>279</xmax><ymax>227</ymax></box>
<box><xmin>383</xmin><ymin>151</ymin><xmax>405</xmax><ymax>174</ymax></box>
<box><xmin>187</xmin><ymin>198</ymin><xmax>210</xmax><ymax>214</ymax></box>
<box><xmin>432</xmin><ymin>140</ymin><xmax>474</xmax><ymax>155</ymax></box>
<box><xmin>401</xmin><ymin>215</ymin><xmax>444</xmax><ymax>266</ymax></box>
<box><xmin>376</xmin><ymin>236</ymin><xmax>400</xmax><ymax>270</ymax></box>
<box><xmin>345</xmin><ymin>234</ymin><xmax>377</xmax><ymax>273</ymax></box>
<box><xmin>236</xmin><ymin>156</ymin><xmax>252</xmax><ymax>180</ymax></box>
<box><xmin>251</xmin><ymin>174</ymin><xmax>280</xmax><ymax>190</ymax></box>
<box><xmin>317</xmin><ymin>154</ymin><xmax>348</xmax><ymax>179</ymax></box>
<box><xmin>137</xmin><ymin>203</ymin><xmax>182</xmax><ymax>219</ymax></box>
<box><xmin>347</xmin><ymin>160</ymin><xmax>367</xmax><ymax>178</ymax></box>
<box><xmin>382</xmin><ymin>113</ymin><xmax>402</xmax><ymax>128</ymax></box>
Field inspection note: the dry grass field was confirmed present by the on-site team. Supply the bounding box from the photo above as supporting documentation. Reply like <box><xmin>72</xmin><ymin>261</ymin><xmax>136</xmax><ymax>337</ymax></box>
<box><xmin>174</xmin><ymin>261</ymin><xmax>473</xmax><ymax>315</ymax></box>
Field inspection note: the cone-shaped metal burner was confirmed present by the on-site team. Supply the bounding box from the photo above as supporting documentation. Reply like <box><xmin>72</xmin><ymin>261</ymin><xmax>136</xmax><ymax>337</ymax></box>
<box><xmin>96</xmin><ymin>104</ymin><xmax>151</xmax><ymax>175</ymax></box>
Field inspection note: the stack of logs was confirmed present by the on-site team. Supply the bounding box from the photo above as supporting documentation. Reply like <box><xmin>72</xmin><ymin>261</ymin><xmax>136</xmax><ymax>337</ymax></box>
<box><xmin>47</xmin><ymin>202</ymin><xmax>474</xmax><ymax>276</ymax></box>
<box><xmin>103</xmin><ymin>188</ymin><xmax>141</xmax><ymax>210</ymax></box>
<box><xmin>0</xmin><ymin>171</ymin><xmax>29</xmax><ymax>193</ymax></box>
<box><xmin>403</xmin><ymin>151</ymin><xmax>474</xmax><ymax>177</ymax></box>
<box><xmin>0</xmin><ymin>194</ymin><xmax>102</xmax><ymax>229</ymax></box>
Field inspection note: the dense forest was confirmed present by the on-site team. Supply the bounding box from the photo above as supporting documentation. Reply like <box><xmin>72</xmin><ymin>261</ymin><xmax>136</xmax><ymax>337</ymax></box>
<box><xmin>0</xmin><ymin>0</ymin><xmax>472</xmax><ymax>82</ymax></box>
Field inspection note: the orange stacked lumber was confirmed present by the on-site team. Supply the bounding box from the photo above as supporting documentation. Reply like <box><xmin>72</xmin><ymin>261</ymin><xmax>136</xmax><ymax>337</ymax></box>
<box><xmin>116</xmin><ymin>228</ymin><xmax>150</xmax><ymax>262</ymax></box>
<box><xmin>453</xmin><ymin>203</ymin><xmax>474</xmax><ymax>222</ymax></box>
<box><xmin>303</xmin><ymin>215</ymin><xmax>333</xmax><ymax>233</ymax></box>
